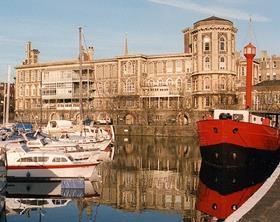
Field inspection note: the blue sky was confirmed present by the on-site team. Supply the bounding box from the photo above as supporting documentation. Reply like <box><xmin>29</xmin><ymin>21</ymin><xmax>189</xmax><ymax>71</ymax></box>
<box><xmin>0</xmin><ymin>0</ymin><xmax>279</xmax><ymax>81</ymax></box>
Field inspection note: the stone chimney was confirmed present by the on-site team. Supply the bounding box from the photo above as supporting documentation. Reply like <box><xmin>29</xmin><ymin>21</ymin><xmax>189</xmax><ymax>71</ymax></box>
<box><xmin>260</xmin><ymin>50</ymin><xmax>268</xmax><ymax>61</ymax></box>
<box><xmin>87</xmin><ymin>46</ymin><xmax>94</xmax><ymax>60</ymax></box>
<box><xmin>182</xmin><ymin>28</ymin><xmax>192</xmax><ymax>53</ymax></box>
<box><xmin>30</xmin><ymin>49</ymin><xmax>40</xmax><ymax>64</ymax></box>
<box><xmin>23</xmin><ymin>41</ymin><xmax>40</xmax><ymax>64</ymax></box>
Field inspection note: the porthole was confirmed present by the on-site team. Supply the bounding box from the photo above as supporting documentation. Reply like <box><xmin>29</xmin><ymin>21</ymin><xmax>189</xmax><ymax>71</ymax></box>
<box><xmin>213</xmin><ymin>127</ymin><xmax>218</xmax><ymax>134</ymax></box>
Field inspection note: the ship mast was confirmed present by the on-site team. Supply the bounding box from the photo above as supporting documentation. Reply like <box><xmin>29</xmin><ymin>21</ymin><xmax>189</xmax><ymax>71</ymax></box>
<box><xmin>3</xmin><ymin>66</ymin><xmax>11</xmax><ymax>124</ymax></box>
<box><xmin>79</xmin><ymin>27</ymin><xmax>84</xmax><ymax>133</ymax></box>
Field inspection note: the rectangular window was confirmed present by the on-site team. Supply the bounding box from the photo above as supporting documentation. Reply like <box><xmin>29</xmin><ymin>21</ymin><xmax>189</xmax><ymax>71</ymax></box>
<box><xmin>194</xmin><ymin>97</ymin><xmax>198</xmax><ymax>108</ymax></box>
<box><xmin>166</xmin><ymin>61</ymin><xmax>173</xmax><ymax>73</ymax></box>
<box><xmin>204</xmin><ymin>42</ymin><xmax>210</xmax><ymax>51</ymax></box>
<box><xmin>175</xmin><ymin>60</ymin><xmax>182</xmax><ymax>73</ymax></box>
<box><xmin>205</xmin><ymin>96</ymin><xmax>210</xmax><ymax>107</ymax></box>
<box><xmin>241</xmin><ymin>67</ymin><xmax>245</xmax><ymax>76</ymax></box>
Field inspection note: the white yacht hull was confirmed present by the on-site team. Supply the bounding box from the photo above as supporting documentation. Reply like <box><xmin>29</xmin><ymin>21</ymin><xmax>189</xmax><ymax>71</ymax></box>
<box><xmin>7</xmin><ymin>163</ymin><xmax>99</xmax><ymax>180</ymax></box>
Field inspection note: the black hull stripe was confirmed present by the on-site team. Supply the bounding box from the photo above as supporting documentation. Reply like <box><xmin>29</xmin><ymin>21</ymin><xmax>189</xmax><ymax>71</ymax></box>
<box><xmin>200</xmin><ymin>143</ymin><xmax>280</xmax><ymax>167</ymax></box>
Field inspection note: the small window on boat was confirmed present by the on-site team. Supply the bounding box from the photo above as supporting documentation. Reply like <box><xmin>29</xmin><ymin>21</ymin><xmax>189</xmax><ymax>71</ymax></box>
<box><xmin>17</xmin><ymin>157</ymin><xmax>33</xmax><ymax>162</ymax></box>
<box><xmin>50</xmin><ymin>121</ymin><xmax>57</xmax><ymax>128</ymax></box>
<box><xmin>37</xmin><ymin>157</ymin><xmax>49</xmax><ymax>162</ymax></box>
<box><xmin>40</xmin><ymin>139</ymin><xmax>48</xmax><ymax>146</ymax></box>
<box><xmin>52</xmin><ymin>157</ymin><xmax>68</xmax><ymax>162</ymax></box>
<box><xmin>233</xmin><ymin>114</ymin><xmax>244</xmax><ymax>121</ymax></box>
<box><xmin>17</xmin><ymin>156</ymin><xmax>49</xmax><ymax>162</ymax></box>
<box><xmin>20</xmin><ymin>199</ymin><xmax>48</xmax><ymax>205</ymax></box>
<box><xmin>52</xmin><ymin>199</ymin><xmax>68</xmax><ymax>205</ymax></box>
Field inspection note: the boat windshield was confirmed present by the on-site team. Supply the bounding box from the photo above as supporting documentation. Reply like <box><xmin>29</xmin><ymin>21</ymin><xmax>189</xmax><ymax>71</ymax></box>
<box><xmin>40</xmin><ymin>138</ymin><xmax>48</xmax><ymax>146</ymax></box>
<box><xmin>68</xmin><ymin>155</ymin><xmax>74</xmax><ymax>162</ymax></box>
<box><xmin>20</xmin><ymin>142</ymin><xmax>30</xmax><ymax>153</ymax></box>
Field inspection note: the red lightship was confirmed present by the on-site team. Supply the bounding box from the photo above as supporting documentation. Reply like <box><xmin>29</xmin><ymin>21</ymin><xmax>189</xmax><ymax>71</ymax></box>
<box><xmin>197</xmin><ymin>43</ymin><xmax>280</xmax><ymax>167</ymax></box>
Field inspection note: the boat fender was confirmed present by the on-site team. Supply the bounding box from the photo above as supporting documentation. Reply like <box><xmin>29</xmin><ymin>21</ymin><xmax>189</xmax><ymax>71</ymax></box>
<box><xmin>26</xmin><ymin>172</ymin><xmax>31</xmax><ymax>178</ymax></box>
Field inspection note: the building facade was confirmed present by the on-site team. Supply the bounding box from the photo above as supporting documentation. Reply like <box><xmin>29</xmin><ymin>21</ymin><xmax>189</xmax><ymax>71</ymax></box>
<box><xmin>15</xmin><ymin>16</ymin><xmax>279</xmax><ymax>126</ymax></box>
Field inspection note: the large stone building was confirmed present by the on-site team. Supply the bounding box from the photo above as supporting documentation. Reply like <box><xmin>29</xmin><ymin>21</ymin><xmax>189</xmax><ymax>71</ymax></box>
<box><xmin>14</xmin><ymin>16</ymin><xmax>279</xmax><ymax>126</ymax></box>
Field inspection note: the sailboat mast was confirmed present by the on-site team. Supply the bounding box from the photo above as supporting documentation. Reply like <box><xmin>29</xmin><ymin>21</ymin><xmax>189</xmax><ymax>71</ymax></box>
<box><xmin>5</xmin><ymin>65</ymin><xmax>11</xmax><ymax>124</ymax></box>
<box><xmin>79</xmin><ymin>27</ymin><xmax>84</xmax><ymax>125</ymax></box>
<box><xmin>2</xmin><ymin>83</ymin><xmax>6</xmax><ymax>125</ymax></box>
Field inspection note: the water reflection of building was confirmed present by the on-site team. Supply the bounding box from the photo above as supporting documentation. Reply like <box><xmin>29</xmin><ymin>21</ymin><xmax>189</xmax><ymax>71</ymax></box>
<box><xmin>97</xmin><ymin>136</ymin><xmax>202</xmax><ymax>220</ymax></box>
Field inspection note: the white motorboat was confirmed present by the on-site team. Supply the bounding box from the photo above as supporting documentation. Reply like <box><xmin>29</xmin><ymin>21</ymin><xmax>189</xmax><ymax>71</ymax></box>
<box><xmin>6</xmin><ymin>180</ymin><xmax>100</xmax><ymax>198</ymax></box>
<box><xmin>42</xmin><ymin>120</ymin><xmax>76</xmax><ymax>135</ymax></box>
<box><xmin>5</xmin><ymin>198</ymin><xmax>71</xmax><ymax>216</ymax></box>
<box><xmin>5</xmin><ymin>143</ymin><xmax>100</xmax><ymax>180</ymax></box>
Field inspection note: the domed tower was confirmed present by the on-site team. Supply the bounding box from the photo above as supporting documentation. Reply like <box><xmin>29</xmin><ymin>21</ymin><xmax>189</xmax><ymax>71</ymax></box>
<box><xmin>183</xmin><ymin>16</ymin><xmax>238</xmax><ymax>111</ymax></box>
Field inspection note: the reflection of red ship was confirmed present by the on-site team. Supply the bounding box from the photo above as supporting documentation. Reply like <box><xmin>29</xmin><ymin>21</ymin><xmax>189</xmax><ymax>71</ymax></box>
<box><xmin>196</xmin><ymin>181</ymin><xmax>262</xmax><ymax>220</ymax></box>
<box><xmin>197</xmin><ymin>42</ymin><xmax>280</xmax><ymax>167</ymax></box>
<box><xmin>196</xmin><ymin>159</ymin><xmax>278</xmax><ymax>220</ymax></box>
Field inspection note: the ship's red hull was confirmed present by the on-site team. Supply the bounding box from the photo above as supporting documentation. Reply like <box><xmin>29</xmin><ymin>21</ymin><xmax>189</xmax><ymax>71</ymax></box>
<box><xmin>197</xmin><ymin>119</ymin><xmax>280</xmax><ymax>166</ymax></box>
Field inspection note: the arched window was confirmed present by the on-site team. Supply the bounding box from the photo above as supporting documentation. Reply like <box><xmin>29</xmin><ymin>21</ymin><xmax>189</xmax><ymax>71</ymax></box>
<box><xmin>219</xmin><ymin>56</ymin><xmax>226</xmax><ymax>70</ymax></box>
<box><xmin>158</xmin><ymin>79</ymin><xmax>163</xmax><ymax>86</ymax></box>
<box><xmin>219</xmin><ymin>36</ymin><xmax>225</xmax><ymax>51</ymax></box>
<box><xmin>97</xmin><ymin>82</ymin><xmax>103</xmax><ymax>93</ymax></box>
<box><xmin>123</xmin><ymin>62</ymin><xmax>128</xmax><ymax>74</ymax></box>
<box><xmin>176</xmin><ymin>79</ymin><xmax>182</xmax><ymax>91</ymax></box>
<box><xmin>220</xmin><ymin>77</ymin><xmax>226</xmax><ymax>90</ymax></box>
<box><xmin>112</xmin><ymin>81</ymin><xmax>117</xmax><ymax>94</ymax></box>
<box><xmin>104</xmin><ymin>81</ymin><xmax>109</xmax><ymax>94</ymax></box>
<box><xmin>37</xmin><ymin>86</ymin><xmax>41</xmax><ymax>96</ymax></box>
<box><xmin>203</xmin><ymin>36</ymin><xmax>210</xmax><ymax>51</ymax></box>
<box><xmin>167</xmin><ymin>78</ymin><xmax>173</xmax><ymax>86</ymax></box>
<box><xmin>31</xmin><ymin>85</ymin><xmax>36</xmax><ymax>96</ymax></box>
<box><xmin>25</xmin><ymin>85</ymin><xmax>29</xmax><ymax>96</ymax></box>
<box><xmin>175</xmin><ymin>60</ymin><xmax>182</xmax><ymax>73</ymax></box>
<box><xmin>187</xmin><ymin>79</ymin><xmax>191</xmax><ymax>90</ymax></box>
<box><xmin>148</xmin><ymin>79</ymin><xmax>154</xmax><ymax>86</ymax></box>
<box><xmin>166</xmin><ymin>61</ymin><xmax>173</xmax><ymax>73</ymax></box>
<box><xmin>204</xmin><ymin>77</ymin><xmax>210</xmax><ymax>90</ymax></box>
<box><xmin>204</xmin><ymin>57</ymin><xmax>211</xmax><ymax>70</ymax></box>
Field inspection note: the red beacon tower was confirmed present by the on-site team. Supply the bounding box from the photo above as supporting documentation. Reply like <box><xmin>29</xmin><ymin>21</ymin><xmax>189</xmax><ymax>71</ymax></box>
<box><xmin>244</xmin><ymin>43</ymin><xmax>256</xmax><ymax>109</ymax></box>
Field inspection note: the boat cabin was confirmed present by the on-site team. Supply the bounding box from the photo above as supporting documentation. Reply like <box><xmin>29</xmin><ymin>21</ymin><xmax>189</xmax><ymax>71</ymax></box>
<box><xmin>43</xmin><ymin>120</ymin><xmax>74</xmax><ymax>134</ymax></box>
<box><xmin>213</xmin><ymin>109</ymin><xmax>279</xmax><ymax>127</ymax></box>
